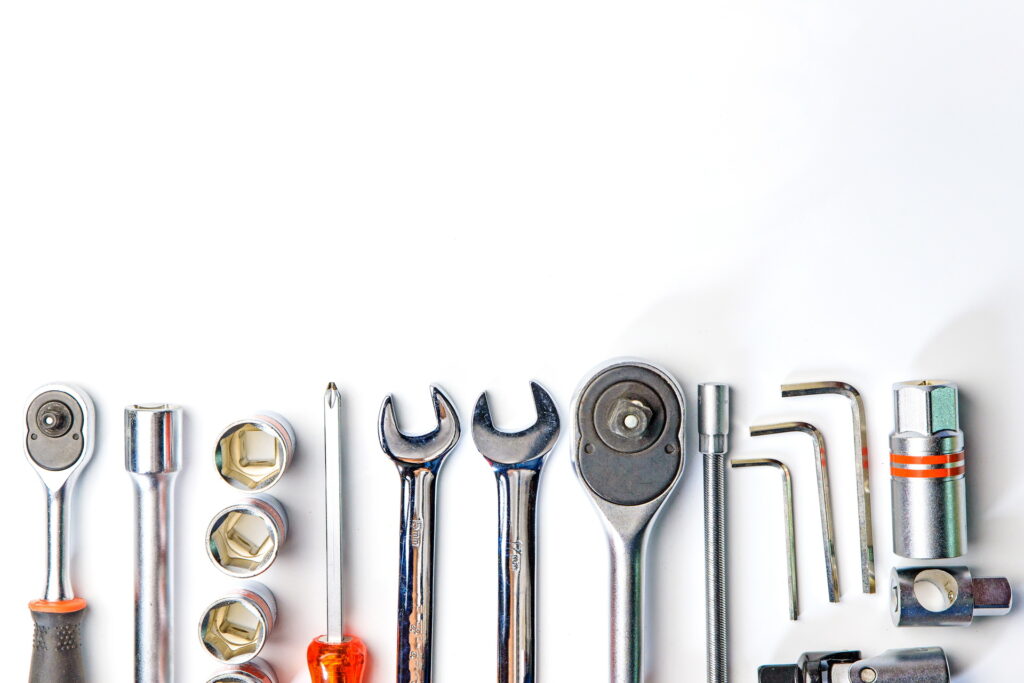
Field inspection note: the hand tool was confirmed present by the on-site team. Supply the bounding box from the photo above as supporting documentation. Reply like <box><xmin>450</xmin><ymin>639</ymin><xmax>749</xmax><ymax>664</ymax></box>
<box><xmin>699</xmin><ymin>383</ymin><xmax>731</xmax><ymax>683</ymax></box>
<box><xmin>207</xmin><ymin>494</ymin><xmax>288</xmax><ymax>578</ymax></box>
<box><xmin>215</xmin><ymin>413</ymin><xmax>296</xmax><ymax>492</ymax></box>
<box><xmin>572</xmin><ymin>360</ymin><xmax>685</xmax><ymax>683</ymax></box>
<box><xmin>126</xmin><ymin>403</ymin><xmax>182</xmax><ymax>683</ymax></box>
<box><xmin>891</xmin><ymin>565</ymin><xmax>1012</xmax><ymax>626</ymax></box>
<box><xmin>307</xmin><ymin>383</ymin><xmax>368</xmax><ymax>682</ymax></box>
<box><xmin>379</xmin><ymin>385</ymin><xmax>461</xmax><ymax>683</ymax></box>
<box><xmin>750</xmin><ymin>422</ymin><xmax>840</xmax><ymax>603</ymax></box>
<box><xmin>889</xmin><ymin>381</ymin><xmax>966</xmax><ymax>559</ymax></box>
<box><xmin>730</xmin><ymin>458</ymin><xmax>799</xmax><ymax>621</ymax></box>
<box><xmin>208</xmin><ymin>657</ymin><xmax>278</xmax><ymax>683</ymax></box>
<box><xmin>758</xmin><ymin>647</ymin><xmax>950</xmax><ymax>683</ymax></box>
<box><xmin>782</xmin><ymin>381</ymin><xmax>875</xmax><ymax>593</ymax></box>
<box><xmin>472</xmin><ymin>382</ymin><xmax>560</xmax><ymax>683</ymax></box>
<box><xmin>199</xmin><ymin>582</ymin><xmax>277</xmax><ymax>663</ymax></box>
<box><xmin>25</xmin><ymin>384</ymin><xmax>96</xmax><ymax>683</ymax></box>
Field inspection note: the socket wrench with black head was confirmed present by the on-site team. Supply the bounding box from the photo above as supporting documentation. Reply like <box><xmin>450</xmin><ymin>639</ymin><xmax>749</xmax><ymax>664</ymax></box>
<box><xmin>25</xmin><ymin>384</ymin><xmax>96</xmax><ymax>683</ymax></box>
<box><xmin>572</xmin><ymin>360</ymin><xmax>685</xmax><ymax>683</ymax></box>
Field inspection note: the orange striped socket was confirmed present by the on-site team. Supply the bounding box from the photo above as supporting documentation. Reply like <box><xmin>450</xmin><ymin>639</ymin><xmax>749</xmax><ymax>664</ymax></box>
<box><xmin>890</xmin><ymin>450</ymin><xmax>965</xmax><ymax>479</ymax></box>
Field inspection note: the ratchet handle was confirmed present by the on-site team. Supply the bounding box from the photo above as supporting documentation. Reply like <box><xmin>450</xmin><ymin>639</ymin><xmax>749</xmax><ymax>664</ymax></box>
<box><xmin>29</xmin><ymin>599</ymin><xmax>86</xmax><ymax>683</ymax></box>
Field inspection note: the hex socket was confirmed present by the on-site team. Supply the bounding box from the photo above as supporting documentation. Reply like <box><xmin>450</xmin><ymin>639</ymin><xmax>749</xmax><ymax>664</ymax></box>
<box><xmin>206</xmin><ymin>495</ymin><xmax>288</xmax><ymax>578</ymax></box>
<box><xmin>199</xmin><ymin>583</ymin><xmax>278</xmax><ymax>664</ymax></box>
<box><xmin>126</xmin><ymin>404</ymin><xmax>182</xmax><ymax>683</ymax></box>
<box><xmin>206</xmin><ymin>657</ymin><xmax>278</xmax><ymax>683</ymax></box>
<box><xmin>890</xmin><ymin>381</ymin><xmax>966</xmax><ymax>559</ymax></box>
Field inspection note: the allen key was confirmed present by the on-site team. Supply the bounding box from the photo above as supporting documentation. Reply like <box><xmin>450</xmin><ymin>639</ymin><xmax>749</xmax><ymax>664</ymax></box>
<box><xmin>750</xmin><ymin>422</ymin><xmax>839</xmax><ymax>603</ymax></box>
<box><xmin>781</xmin><ymin>381</ymin><xmax>875</xmax><ymax>594</ymax></box>
<box><xmin>730</xmin><ymin>458</ymin><xmax>799</xmax><ymax>621</ymax></box>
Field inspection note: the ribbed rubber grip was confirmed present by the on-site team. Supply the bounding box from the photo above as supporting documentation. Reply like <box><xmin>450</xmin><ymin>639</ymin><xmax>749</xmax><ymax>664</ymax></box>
<box><xmin>30</xmin><ymin>601</ymin><xmax>86</xmax><ymax>683</ymax></box>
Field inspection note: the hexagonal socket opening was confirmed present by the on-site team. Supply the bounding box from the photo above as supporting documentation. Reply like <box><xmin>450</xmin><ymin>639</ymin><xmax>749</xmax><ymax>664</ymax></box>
<box><xmin>208</xmin><ymin>505</ymin><xmax>282</xmax><ymax>578</ymax></box>
<box><xmin>200</xmin><ymin>598</ymin><xmax>269</xmax><ymax>663</ymax></box>
<box><xmin>216</xmin><ymin>420</ymin><xmax>291</xmax><ymax>491</ymax></box>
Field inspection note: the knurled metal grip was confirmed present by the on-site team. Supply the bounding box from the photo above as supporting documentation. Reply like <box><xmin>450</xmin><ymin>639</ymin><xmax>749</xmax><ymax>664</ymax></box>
<box><xmin>889</xmin><ymin>381</ymin><xmax>966</xmax><ymax>559</ymax></box>
<box><xmin>576</xmin><ymin>363</ymin><xmax>683</xmax><ymax>506</ymax></box>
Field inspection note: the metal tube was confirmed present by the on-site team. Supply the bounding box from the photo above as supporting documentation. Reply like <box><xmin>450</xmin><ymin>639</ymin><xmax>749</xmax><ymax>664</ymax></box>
<box><xmin>44</xmin><ymin>486</ymin><xmax>72</xmax><ymax>601</ymax></box>
<box><xmin>610</xmin><ymin>531</ymin><xmax>645</xmax><ymax>683</ymax></box>
<box><xmin>126</xmin><ymin>404</ymin><xmax>182</xmax><ymax>683</ymax></box>
<box><xmin>699</xmin><ymin>383</ymin><xmax>730</xmax><ymax>683</ymax></box>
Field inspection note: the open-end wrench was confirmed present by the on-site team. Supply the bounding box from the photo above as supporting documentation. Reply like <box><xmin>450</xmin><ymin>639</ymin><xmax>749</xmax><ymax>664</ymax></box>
<box><xmin>379</xmin><ymin>386</ymin><xmax>461</xmax><ymax>683</ymax></box>
<box><xmin>572</xmin><ymin>361</ymin><xmax>686</xmax><ymax>683</ymax></box>
<box><xmin>25</xmin><ymin>384</ymin><xmax>96</xmax><ymax>683</ymax></box>
<box><xmin>472</xmin><ymin>382</ymin><xmax>560</xmax><ymax>683</ymax></box>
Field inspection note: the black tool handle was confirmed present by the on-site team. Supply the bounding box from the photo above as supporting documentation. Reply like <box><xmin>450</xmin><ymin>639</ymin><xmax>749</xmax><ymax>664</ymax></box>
<box><xmin>30</xmin><ymin>601</ymin><xmax>86</xmax><ymax>683</ymax></box>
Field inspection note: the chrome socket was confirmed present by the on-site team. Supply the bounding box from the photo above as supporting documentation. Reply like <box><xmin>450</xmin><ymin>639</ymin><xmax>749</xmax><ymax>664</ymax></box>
<box><xmin>199</xmin><ymin>582</ymin><xmax>277</xmax><ymax>664</ymax></box>
<box><xmin>206</xmin><ymin>495</ymin><xmax>288</xmax><ymax>578</ymax></box>
<box><xmin>889</xmin><ymin>381</ymin><xmax>966</xmax><ymax>559</ymax></box>
<box><xmin>206</xmin><ymin>657</ymin><xmax>278</xmax><ymax>683</ymax></box>
<box><xmin>215</xmin><ymin>413</ymin><xmax>295</xmax><ymax>492</ymax></box>
<box><xmin>891</xmin><ymin>565</ymin><xmax>1012</xmax><ymax>626</ymax></box>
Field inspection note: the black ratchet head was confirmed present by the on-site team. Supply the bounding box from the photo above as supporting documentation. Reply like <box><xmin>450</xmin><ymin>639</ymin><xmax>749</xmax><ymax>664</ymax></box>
<box><xmin>25</xmin><ymin>385</ymin><xmax>95</xmax><ymax>473</ymax></box>
<box><xmin>573</xmin><ymin>361</ymin><xmax>685</xmax><ymax>506</ymax></box>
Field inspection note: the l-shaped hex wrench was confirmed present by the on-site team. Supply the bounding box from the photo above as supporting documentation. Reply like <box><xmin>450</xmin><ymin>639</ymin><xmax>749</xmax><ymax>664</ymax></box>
<box><xmin>379</xmin><ymin>386</ymin><xmax>461</xmax><ymax>683</ymax></box>
<box><xmin>730</xmin><ymin>458</ymin><xmax>799</xmax><ymax>621</ymax></box>
<box><xmin>473</xmin><ymin>382</ymin><xmax>560</xmax><ymax>683</ymax></box>
<box><xmin>126</xmin><ymin>404</ymin><xmax>182</xmax><ymax>683</ymax></box>
<box><xmin>750</xmin><ymin>422</ymin><xmax>839</xmax><ymax>603</ymax></box>
<box><xmin>781</xmin><ymin>381</ymin><xmax>875</xmax><ymax>594</ymax></box>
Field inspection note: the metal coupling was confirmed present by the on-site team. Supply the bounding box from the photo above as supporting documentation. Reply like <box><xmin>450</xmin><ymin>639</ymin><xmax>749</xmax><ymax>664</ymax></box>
<box><xmin>891</xmin><ymin>565</ymin><xmax>1012</xmax><ymax>626</ymax></box>
<box><xmin>199</xmin><ymin>582</ymin><xmax>277</xmax><ymax>664</ymax></box>
<box><xmin>759</xmin><ymin>647</ymin><xmax>950</xmax><ymax>683</ymax></box>
<box><xmin>889</xmin><ymin>381</ymin><xmax>966</xmax><ymax>559</ymax></box>
<box><xmin>206</xmin><ymin>495</ymin><xmax>288</xmax><ymax>578</ymax></box>
<box><xmin>699</xmin><ymin>383</ymin><xmax>729</xmax><ymax>455</ymax></box>
<box><xmin>206</xmin><ymin>657</ymin><xmax>278</xmax><ymax>683</ymax></box>
<box><xmin>126</xmin><ymin>403</ymin><xmax>182</xmax><ymax>683</ymax></box>
<box><xmin>215</xmin><ymin>413</ymin><xmax>296</xmax><ymax>492</ymax></box>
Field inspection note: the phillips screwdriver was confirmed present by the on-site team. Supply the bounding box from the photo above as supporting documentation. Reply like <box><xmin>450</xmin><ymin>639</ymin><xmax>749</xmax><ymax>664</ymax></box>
<box><xmin>307</xmin><ymin>382</ymin><xmax>368</xmax><ymax>682</ymax></box>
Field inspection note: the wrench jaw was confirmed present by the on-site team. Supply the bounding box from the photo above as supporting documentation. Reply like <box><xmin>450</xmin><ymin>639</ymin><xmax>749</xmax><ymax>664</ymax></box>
<box><xmin>379</xmin><ymin>385</ymin><xmax>461</xmax><ymax>470</ymax></box>
<box><xmin>472</xmin><ymin>381</ymin><xmax>561</xmax><ymax>469</ymax></box>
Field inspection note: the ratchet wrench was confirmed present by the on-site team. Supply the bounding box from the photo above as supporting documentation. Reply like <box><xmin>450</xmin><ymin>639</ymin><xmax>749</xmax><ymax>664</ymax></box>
<box><xmin>379</xmin><ymin>386</ymin><xmax>461</xmax><ymax>683</ymax></box>
<box><xmin>472</xmin><ymin>382</ymin><xmax>560</xmax><ymax>683</ymax></box>
<box><xmin>572</xmin><ymin>361</ymin><xmax>686</xmax><ymax>683</ymax></box>
<box><xmin>25</xmin><ymin>384</ymin><xmax>96</xmax><ymax>683</ymax></box>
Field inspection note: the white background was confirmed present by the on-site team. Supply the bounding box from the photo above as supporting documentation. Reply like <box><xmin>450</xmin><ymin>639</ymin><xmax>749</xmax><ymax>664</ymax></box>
<box><xmin>1</xmin><ymin>0</ymin><xmax>1022</xmax><ymax>681</ymax></box>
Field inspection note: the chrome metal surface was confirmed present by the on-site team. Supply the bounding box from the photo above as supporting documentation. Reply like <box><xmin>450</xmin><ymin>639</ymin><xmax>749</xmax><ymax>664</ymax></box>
<box><xmin>750</xmin><ymin>422</ymin><xmax>839</xmax><ymax>603</ymax></box>
<box><xmin>379</xmin><ymin>386</ymin><xmax>461</xmax><ymax>683</ymax></box>
<box><xmin>758</xmin><ymin>648</ymin><xmax>950</xmax><ymax>683</ymax></box>
<box><xmin>731</xmin><ymin>458</ymin><xmax>799</xmax><ymax>621</ymax></box>
<box><xmin>215</xmin><ymin>413</ymin><xmax>296</xmax><ymax>492</ymax></box>
<box><xmin>699</xmin><ymin>383</ymin><xmax>730</xmax><ymax>683</ymax></box>
<box><xmin>324</xmin><ymin>382</ymin><xmax>346</xmax><ymax>643</ymax></box>
<box><xmin>206</xmin><ymin>657</ymin><xmax>278</xmax><ymax>683</ymax></box>
<box><xmin>890</xmin><ymin>565</ymin><xmax>1012</xmax><ymax>626</ymax></box>
<box><xmin>572</xmin><ymin>360</ymin><xmax>685</xmax><ymax>683</ymax></box>
<box><xmin>24</xmin><ymin>384</ymin><xmax>96</xmax><ymax>603</ymax></box>
<box><xmin>890</xmin><ymin>381</ymin><xmax>966</xmax><ymax>559</ymax></box>
<box><xmin>782</xmin><ymin>381</ymin><xmax>875</xmax><ymax>593</ymax></box>
<box><xmin>473</xmin><ymin>382</ymin><xmax>560</xmax><ymax>683</ymax></box>
<box><xmin>126</xmin><ymin>403</ymin><xmax>182</xmax><ymax>683</ymax></box>
<box><xmin>206</xmin><ymin>494</ymin><xmax>288</xmax><ymax>578</ymax></box>
<box><xmin>199</xmin><ymin>582</ymin><xmax>277</xmax><ymax>664</ymax></box>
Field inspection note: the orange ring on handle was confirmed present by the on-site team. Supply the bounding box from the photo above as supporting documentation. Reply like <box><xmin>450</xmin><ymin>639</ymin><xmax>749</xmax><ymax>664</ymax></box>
<box><xmin>29</xmin><ymin>598</ymin><xmax>87</xmax><ymax>613</ymax></box>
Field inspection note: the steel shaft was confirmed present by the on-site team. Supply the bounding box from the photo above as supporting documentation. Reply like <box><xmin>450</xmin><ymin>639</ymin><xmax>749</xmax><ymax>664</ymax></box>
<box><xmin>126</xmin><ymin>404</ymin><xmax>181</xmax><ymax>683</ymax></box>
<box><xmin>699</xmin><ymin>383</ymin><xmax>730</xmax><ymax>683</ymax></box>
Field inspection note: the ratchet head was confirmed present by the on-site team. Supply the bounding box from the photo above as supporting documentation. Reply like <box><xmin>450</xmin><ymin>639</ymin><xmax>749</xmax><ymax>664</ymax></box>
<box><xmin>472</xmin><ymin>381</ymin><xmax>560</xmax><ymax>467</ymax></box>
<box><xmin>379</xmin><ymin>385</ymin><xmax>461</xmax><ymax>467</ymax></box>
<box><xmin>25</xmin><ymin>384</ymin><xmax>96</xmax><ymax>489</ymax></box>
<box><xmin>572</xmin><ymin>360</ymin><xmax>685</xmax><ymax>509</ymax></box>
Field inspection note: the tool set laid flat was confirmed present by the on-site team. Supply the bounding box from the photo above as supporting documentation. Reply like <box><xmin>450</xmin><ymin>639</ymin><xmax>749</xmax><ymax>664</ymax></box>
<box><xmin>21</xmin><ymin>362</ymin><xmax>1014</xmax><ymax>683</ymax></box>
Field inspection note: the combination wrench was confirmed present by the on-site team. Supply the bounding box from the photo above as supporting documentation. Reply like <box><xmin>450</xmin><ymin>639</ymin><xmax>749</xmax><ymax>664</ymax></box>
<box><xmin>379</xmin><ymin>386</ymin><xmax>461</xmax><ymax>683</ymax></box>
<box><xmin>572</xmin><ymin>360</ymin><xmax>686</xmax><ymax>683</ymax></box>
<box><xmin>472</xmin><ymin>382</ymin><xmax>560</xmax><ymax>683</ymax></box>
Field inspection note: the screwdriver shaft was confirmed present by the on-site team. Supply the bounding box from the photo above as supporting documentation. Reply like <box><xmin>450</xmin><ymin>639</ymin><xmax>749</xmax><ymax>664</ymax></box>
<box><xmin>325</xmin><ymin>383</ymin><xmax>344</xmax><ymax>643</ymax></box>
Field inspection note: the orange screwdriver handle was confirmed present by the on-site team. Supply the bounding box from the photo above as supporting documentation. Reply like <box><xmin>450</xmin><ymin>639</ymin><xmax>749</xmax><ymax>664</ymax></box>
<box><xmin>308</xmin><ymin>635</ymin><xmax>368</xmax><ymax>683</ymax></box>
